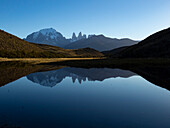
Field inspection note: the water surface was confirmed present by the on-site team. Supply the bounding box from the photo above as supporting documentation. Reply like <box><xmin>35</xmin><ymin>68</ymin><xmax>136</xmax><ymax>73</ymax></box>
<box><xmin>0</xmin><ymin>67</ymin><xmax>169</xmax><ymax>128</ymax></box>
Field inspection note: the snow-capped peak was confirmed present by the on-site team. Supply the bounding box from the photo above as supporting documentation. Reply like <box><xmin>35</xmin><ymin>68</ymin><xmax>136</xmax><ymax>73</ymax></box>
<box><xmin>33</xmin><ymin>28</ymin><xmax>62</xmax><ymax>40</ymax></box>
<box><xmin>39</xmin><ymin>28</ymin><xmax>57</xmax><ymax>35</ymax></box>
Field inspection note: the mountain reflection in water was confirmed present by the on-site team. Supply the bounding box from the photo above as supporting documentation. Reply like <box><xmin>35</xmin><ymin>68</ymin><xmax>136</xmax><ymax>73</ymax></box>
<box><xmin>26</xmin><ymin>68</ymin><xmax>136</xmax><ymax>87</ymax></box>
<box><xmin>0</xmin><ymin>62</ymin><xmax>170</xmax><ymax>128</ymax></box>
<box><xmin>0</xmin><ymin>61</ymin><xmax>170</xmax><ymax>90</ymax></box>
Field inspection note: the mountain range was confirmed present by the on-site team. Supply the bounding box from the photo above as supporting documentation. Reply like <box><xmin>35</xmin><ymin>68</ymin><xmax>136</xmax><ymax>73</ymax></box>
<box><xmin>0</xmin><ymin>29</ymin><xmax>103</xmax><ymax>58</ymax></box>
<box><xmin>24</xmin><ymin>28</ymin><xmax>88</xmax><ymax>47</ymax></box>
<box><xmin>64</xmin><ymin>35</ymin><xmax>138</xmax><ymax>51</ymax></box>
<box><xmin>103</xmin><ymin>27</ymin><xmax>170</xmax><ymax>58</ymax></box>
<box><xmin>1</xmin><ymin>27</ymin><xmax>170</xmax><ymax>58</ymax></box>
<box><xmin>25</xmin><ymin>28</ymin><xmax>139</xmax><ymax>51</ymax></box>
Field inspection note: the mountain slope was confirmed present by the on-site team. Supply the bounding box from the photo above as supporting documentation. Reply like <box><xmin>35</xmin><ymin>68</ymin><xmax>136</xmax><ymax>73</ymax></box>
<box><xmin>64</xmin><ymin>35</ymin><xmax>138</xmax><ymax>51</ymax></box>
<box><xmin>0</xmin><ymin>29</ymin><xmax>45</xmax><ymax>57</ymax></box>
<box><xmin>104</xmin><ymin>28</ymin><xmax>170</xmax><ymax>58</ymax></box>
<box><xmin>102</xmin><ymin>46</ymin><xmax>128</xmax><ymax>56</ymax></box>
<box><xmin>0</xmin><ymin>30</ymin><xmax>103</xmax><ymax>58</ymax></box>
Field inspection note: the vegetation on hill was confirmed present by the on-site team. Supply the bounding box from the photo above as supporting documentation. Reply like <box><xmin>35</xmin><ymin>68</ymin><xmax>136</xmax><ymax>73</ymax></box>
<box><xmin>0</xmin><ymin>30</ymin><xmax>103</xmax><ymax>58</ymax></box>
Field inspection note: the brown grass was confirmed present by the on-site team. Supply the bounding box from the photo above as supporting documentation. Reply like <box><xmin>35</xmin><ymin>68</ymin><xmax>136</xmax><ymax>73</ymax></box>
<box><xmin>0</xmin><ymin>57</ymin><xmax>103</xmax><ymax>64</ymax></box>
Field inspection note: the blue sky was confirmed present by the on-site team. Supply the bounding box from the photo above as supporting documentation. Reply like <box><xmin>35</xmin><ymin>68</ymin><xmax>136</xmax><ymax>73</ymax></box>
<box><xmin>0</xmin><ymin>0</ymin><xmax>170</xmax><ymax>40</ymax></box>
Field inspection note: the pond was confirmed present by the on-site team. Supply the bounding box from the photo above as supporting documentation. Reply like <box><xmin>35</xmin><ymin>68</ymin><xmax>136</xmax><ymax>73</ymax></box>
<box><xmin>0</xmin><ymin>67</ymin><xmax>170</xmax><ymax>128</ymax></box>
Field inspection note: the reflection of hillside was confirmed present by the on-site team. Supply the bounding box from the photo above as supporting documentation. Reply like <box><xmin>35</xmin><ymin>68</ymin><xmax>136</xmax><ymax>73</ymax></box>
<box><xmin>1</xmin><ymin>60</ymin><xmax>170</xmax><ymax>91</ymax></box>
<box><xmin>0</xmin><ymin>62</ymin><xmax>39</xmax><ymax>87</ymax></box>
<box><xmin>26</xmin><ymin>68</ymin><xmax>136</xmax><ymax>87</ymax></box>
<box><xmin>0</xmin><ymin>62</ymin><xmax>63</xmax><ymax>87</ymax></box>
<box><xmin>130</xmin><ymin>67</ymin><xmax>170</xmax><ymax>91</ymax></box>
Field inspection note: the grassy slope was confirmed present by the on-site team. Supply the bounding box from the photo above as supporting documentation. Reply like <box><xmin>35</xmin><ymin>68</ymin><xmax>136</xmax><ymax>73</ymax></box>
<box><xmin>0</xmin><ymin>30</ymin><xmax>103</xmax><ymax>58</ymax></box>
<box><xmin>0</xmin><ymin>58</ymin><xmax>102</xmax><ymax>64</ymax></box>
<box><xmin>0</xmin><ymin>30</ymin><xmax>43</xmax><ymax>50</ymax></box>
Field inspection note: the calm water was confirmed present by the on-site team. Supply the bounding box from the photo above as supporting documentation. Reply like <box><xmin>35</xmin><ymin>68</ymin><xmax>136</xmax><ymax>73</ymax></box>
<box><xmin>0</xmin><ymin>67</ymin><xmax>170</xmax><ymax>128</ymax></box>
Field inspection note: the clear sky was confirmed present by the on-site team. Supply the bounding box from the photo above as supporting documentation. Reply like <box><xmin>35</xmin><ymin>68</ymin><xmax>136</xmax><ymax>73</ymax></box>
<box><xmin>0</xmin><ymin>0</ymin><xmax>170</xmax><ymax>40</ymax></box>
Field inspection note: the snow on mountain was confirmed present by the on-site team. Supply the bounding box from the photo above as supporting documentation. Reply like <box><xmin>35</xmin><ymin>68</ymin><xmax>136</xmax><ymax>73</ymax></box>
<box><xmin>25</xmin><ymin>28</ymin><xmax>138</xmax><ymax>51</ymax></box>
<box><xmin>38</xmin><ymin>28</ymin><xmax>60</xmax><ymax>39</ymax></box>
<box><xmin>31</xmin><ymin>28</ymin><xmax>62</xmax><ymax>40</ymax></box>
<box><xmin>25</xmin><ymin>28</ymin><xmax>70</xmax><ymax>47</ymax></box>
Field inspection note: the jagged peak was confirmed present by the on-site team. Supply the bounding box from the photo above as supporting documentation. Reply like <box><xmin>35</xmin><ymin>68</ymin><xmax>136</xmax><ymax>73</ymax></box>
<box><xmin>72</xmin><ymin>32</ymin><xmax>77</xmax><ymax>38</ymax></box>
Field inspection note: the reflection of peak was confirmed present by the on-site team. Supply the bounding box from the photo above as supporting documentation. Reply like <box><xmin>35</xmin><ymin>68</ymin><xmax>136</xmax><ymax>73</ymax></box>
<box><xmin>72</xmin><ymin>77</ymin><xmax>76</xmax><ymax>83</ymax></box>
<box><xmin>78</xmin><ymin>77</ymin><xmax>82</xmax><ymax>84</ymax></box>
<box><xmin>26</xmin><ymin>67</ymin><xmax>136</xmax><ymax>87</ymax></box>
<box><xmin>27</xmin><ymin>69</ymin><xmax>70</xmax><ymax>87</ymax></box>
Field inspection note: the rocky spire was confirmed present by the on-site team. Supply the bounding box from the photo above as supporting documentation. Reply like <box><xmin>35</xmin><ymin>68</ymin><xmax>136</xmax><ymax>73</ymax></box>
<box><xmin>71</xmin><ymin>32</ymin><xmax>87</xmax><ymax>42</ymax></box>
<box><xmin>72</xmin><ymin>32</ymin><xmax>77</xmax><ymax>42</ymax></box>
<box><xmin>78</xmin><ymin>32</ymin><xmax>83</xmax><ymax>40</ymax></box>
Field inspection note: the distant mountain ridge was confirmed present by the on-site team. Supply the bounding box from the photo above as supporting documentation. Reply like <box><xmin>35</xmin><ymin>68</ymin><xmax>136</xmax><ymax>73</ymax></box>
<box><xmin>25</xmin><ymin>28</ymin><xmax>138</xmax><ymax>51</ymax></box>
<box><xmin>103</xmin><ymin>27</ymin><xmax>170</xmax><ymax>58</ymax></box>
<box><xmin>65</xmin><ymin>35</ymin><xmax>138</xmax><ymax>51</ymax></box>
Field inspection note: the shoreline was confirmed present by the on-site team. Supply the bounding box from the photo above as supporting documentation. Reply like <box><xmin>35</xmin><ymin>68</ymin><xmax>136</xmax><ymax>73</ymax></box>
<box><xmin>1</xmin><ymin>57</ymin><xmax>170</xmax><ymax>66</ymax></box>
<box><xmin>0</xmin><ymin>57</ymin><xmax>103</xmax><ymax>64</ymax></box>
